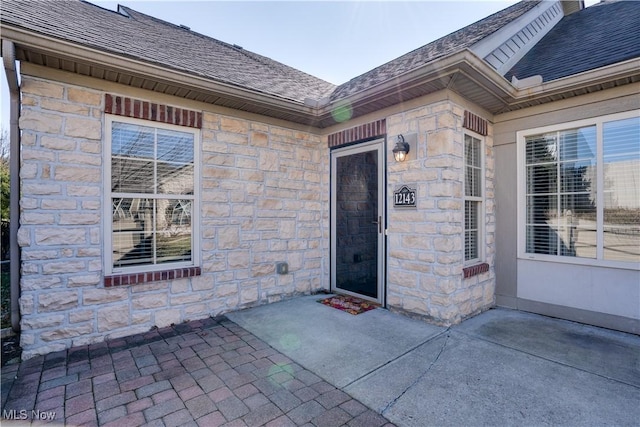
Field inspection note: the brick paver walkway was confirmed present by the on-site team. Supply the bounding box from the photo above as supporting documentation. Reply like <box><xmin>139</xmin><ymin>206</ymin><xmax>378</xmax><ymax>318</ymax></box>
<box><xmin>1</xmin><ymin>317</ymin><xmax>394</xmax><ymax>426</ymax></box>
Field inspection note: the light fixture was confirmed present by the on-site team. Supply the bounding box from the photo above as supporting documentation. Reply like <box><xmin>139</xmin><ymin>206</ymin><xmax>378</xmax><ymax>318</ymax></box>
<box><xmin>392</xmin><ymin>134</ymin><xmax>410</xmax><ymax>162</ymax></box>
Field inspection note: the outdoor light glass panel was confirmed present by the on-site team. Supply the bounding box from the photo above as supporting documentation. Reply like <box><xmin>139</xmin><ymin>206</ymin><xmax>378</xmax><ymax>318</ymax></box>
<box><xmin>392</xmin><ymin>135</ymin><xmax>410</xmax><ymax>162</ymax></box>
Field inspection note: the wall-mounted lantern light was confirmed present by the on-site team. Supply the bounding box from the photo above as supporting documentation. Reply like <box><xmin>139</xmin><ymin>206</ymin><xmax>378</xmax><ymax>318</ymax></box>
<box><xmin>392</xmin><ymin>134</ymin><xmax>410</xmax><ymax>162</ymax></box>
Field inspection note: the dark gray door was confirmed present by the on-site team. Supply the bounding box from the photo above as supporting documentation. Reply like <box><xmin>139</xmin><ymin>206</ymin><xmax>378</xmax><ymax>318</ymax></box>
<box><xmin>331</xmin><ymin>140</ymin><xmax>384</xmax><ymax>303</ymax></box>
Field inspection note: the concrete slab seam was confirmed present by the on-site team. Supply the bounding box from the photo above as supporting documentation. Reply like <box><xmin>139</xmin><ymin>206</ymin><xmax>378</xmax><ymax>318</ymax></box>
<box><xmin>341</xmin><ymin>328</ymin><xmax>451</xmax><ymax>391</ymax></box>
<box><xmin>380</xmin><ymin>331</ymin><xmax>451</xmax><ymax>416</ymax></box>
<box><xmin>452</xmin><ymin>329</ymin><xmax>640</xmax><ymax>390</ymax></box>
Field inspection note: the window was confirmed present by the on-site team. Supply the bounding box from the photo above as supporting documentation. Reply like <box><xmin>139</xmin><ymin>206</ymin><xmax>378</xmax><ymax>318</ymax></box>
<box><xmin>464</xmin><ymin>134</ymin><xmax>484</xmax><ymax>263</ymax></box>
<box><xmin>105</xmin><ymin>116</ymin><xmax>199</xmax><ymax>274</ymax></box>
<box><xmin>518</xmin><ymin>111</ymin><xmax>639</xmax><ymax>267</ymax></box>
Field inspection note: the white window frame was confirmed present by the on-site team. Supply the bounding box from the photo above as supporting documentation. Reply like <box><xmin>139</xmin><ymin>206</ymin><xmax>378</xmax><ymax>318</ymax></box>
<box><xmin>104</xmin><ymin>115</ymin><xmax>200</xmax><ymax>275</ymax></box>
<box><xmin>464</xmin><ymin>131</ymin><xmax>486</xmax><ymax>265</ymax></box>
<box><xmin>516</xmin><ymin>110</ymin><xmax>639</xmax><ymax>270</ymax></box>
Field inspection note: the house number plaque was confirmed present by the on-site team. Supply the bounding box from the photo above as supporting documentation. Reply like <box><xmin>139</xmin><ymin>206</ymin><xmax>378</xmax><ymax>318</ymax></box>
<box><xmin>393</xmin><ymin>185</ymin><xmax>417</xmax><ymax>208</ymax></box>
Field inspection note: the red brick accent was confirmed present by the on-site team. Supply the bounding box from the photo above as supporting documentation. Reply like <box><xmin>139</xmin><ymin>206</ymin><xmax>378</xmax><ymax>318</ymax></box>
<box><xmin>462</xmin><ymin>263</ymin><xmax>490</xmax><ymax>279</ymax></box>
<box><xmin>105</xmin><ymin>94</ymin><xmax>202</xmax><ymax>129</ymax></box>
<box><xmin>328</xmin><ymin>119</ymin><xmax>386</xmax><ymax>148</ymax></box>
<box><xmin>463</xmin><ymin>111</ymin><xmax>488</xmax><ymax>136</ymax></box>
<box><xmin>104</xmin><ymin>266</ymin><xmax>201</xmax><ymax>287</ymax></box>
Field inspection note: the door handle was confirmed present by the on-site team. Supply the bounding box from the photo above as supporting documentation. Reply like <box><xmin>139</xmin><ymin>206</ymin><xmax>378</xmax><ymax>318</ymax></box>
<box><xmin>372</xmin><ymin>216</ymin><xmax>382</xmax><ymax>233</ymax></box>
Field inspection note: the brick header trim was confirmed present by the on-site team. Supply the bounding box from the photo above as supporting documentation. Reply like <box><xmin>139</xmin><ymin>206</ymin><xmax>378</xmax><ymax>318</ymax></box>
<box><xmin>328</xmin><ymin>119</ymin><xmax>386</xmax><ymax>148</ymax></box>
<box><xmin>104</xmin><ymin>266</ymin><xmax>201</xmax><ymax>287</ymax></box>
<box><xmin>463</xmin><ymin>263</ymin><xmax>490</xmax><ymax>279</ymax></box>
<box><xmin>105</xmin><ymin>94</ymin><xmax>202</xmax><ymax>129</ymax></box>
<box><xmin>463</xmin><ymin>111</ymin><xmax>488</xmax><ymax>136</ymax></box>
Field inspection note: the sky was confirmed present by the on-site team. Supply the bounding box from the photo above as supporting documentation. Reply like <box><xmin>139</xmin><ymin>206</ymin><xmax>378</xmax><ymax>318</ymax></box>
<box><xmin>0</xmin><ymin>0</ymin><xmax>600</xmax><ymax>131</ymax></box>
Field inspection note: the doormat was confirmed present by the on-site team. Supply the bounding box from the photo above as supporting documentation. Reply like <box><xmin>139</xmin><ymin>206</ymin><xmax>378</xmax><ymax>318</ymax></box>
<box><xmin>318</xmin><ymin>295</ymin><xmax>378</xmax><ymax>315</ymax></box>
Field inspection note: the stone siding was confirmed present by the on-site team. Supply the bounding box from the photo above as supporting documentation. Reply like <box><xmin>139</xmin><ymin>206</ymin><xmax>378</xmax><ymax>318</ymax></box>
<box><xmin>385</xmin><ymin>100</ymin><xmax>495</xmax><ymax>325</ymax></box>
<box><xmin>17</xmin><ymin>72</ymin><xmax>495</xmax><ymax>359</ymax></box>
<box><xmin>18</xmin><ymin>75</ymin><xmax>329</xmax><ymax>359</ymax></box>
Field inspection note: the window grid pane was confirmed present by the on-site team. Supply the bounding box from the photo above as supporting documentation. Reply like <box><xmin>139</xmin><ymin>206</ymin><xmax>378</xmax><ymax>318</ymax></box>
<box><xmin>112</xmin><ymin>122</ymin><xmax>154</xmax><ymax>159</ymax></box>
<box><xmin>602</xmin><ymin>117</ymin><xmax>640</xmax><ymax>262</ymax></box>
<box><xmin>465</xmin><ymin>135</ymin><xmax>482</xmax><ymax>197</ymax></box>
<box><xmin>465</xmin><ymin>200</ymin><xmax>479</xmax><ymax>261</ymax></box>
<box><xmin>524</xmin><ymin>117</ymin><xmax>639</xmax><ymax>263</ymax></box>
<box><xmin>525</xmin><ymin>128</ymin><xmax>597</xmax><ymax>259</ymax></box>
<box><xmin>112</xmin><ymin>198</ymin><xmax>155</xmax><ymax>268</ymax></box>
<box><xmin>111</xmin><ymin>121</ymin><xmax>195</xmax><ymax>270</ymax></box>
<box><xmin>464</xmin><ymin>134</ymin><xmax>482</xmax><ymax>262</ymax></box>
<box><xmin>111</xmin><ymin>158</ymin><xmax>154</xmax><ymax>193</ymax></box>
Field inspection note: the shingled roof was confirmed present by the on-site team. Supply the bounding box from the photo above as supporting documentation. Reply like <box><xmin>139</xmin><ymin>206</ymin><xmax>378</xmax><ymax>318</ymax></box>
<box><xmin>2</xmin><ymin>0</ymin><xmax>546</xmax><ymax>105</ymax></box>
<box><xmin>0</xmin><ymin>0</ymin><xmax>337</xmax><ymax>103</ymax></box>
<box><xmin>2</xmin><ymin>0</ymin><xmax>638</xmax><ymax>123</ymax></box>
<box><xmin>330</xmin><ymin>0</ymin><xmax>542</xmax><ymax>101</ymax></box>
<box><xmin>507</xmin><ymin>0</ymin><xmax>640</xmax><ymax>82</ymax></box>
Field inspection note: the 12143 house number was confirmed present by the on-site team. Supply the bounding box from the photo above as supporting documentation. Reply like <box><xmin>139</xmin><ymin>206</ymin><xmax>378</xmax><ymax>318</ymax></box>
<box><xmin>393</xmin><ymin>185</ymin><xmax>417</xmax><ymax>207</ymax></box>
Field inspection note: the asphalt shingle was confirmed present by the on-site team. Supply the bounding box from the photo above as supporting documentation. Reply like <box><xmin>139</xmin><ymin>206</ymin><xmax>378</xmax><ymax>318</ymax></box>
<box><xmin>330</xmin><ymin>0</ymin><xmax>542</xmax><ymax>101</ymax></box>
<box><xmin>3</xmin><ymin>0</ymin><xmax>636</xmax><ymax>118</ymax></box>
<box><xmin>0</xmin><ymin>0</ymin><xmax>336</xmax><ymax>103</ymax></box>
<box><xmin>507</xmin><ymin>1</ymin><xmax>640</xmax><ymax>82</ymax></box>
<box><xmin>1</xmin><ymin>0</ymin><xmax>543</xmax><ymax>105</ymax></box>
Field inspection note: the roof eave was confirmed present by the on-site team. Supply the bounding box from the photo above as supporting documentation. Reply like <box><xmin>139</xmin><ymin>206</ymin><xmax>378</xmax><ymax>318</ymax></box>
<box><xmin>315</xmin><ymin>50</ymin><xmax>518</xmax><ymax>124</ymax></box>
<box><xmin>3</xmin><ymin>24</ymin><xmax>638</xmax><ymax>128</ymax></box>
<box><xmin>499</xmin><ymin>57</ymin><xmax>640</xmax><ymax>113</ymax></box>
<box><xmin>1</xmin><ymin>25</ymin><xmax>321</xmax><ymax>126</ymax></box>
<box><xmin>513</xmin><ymin>57</ymin><xmax>640</xmax><ymax>97</ymax></box>
<box><xmin>319</xmin><ymin>49</ymin><xmax>640</xmax><ymax>121</ymax></box>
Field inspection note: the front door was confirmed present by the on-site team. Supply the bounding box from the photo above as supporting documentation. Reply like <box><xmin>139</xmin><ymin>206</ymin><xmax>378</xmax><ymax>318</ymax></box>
<box><xmin>330</xmin><ymin>139</ymin><xmax>385</xmax><ymax>304</ymax></box>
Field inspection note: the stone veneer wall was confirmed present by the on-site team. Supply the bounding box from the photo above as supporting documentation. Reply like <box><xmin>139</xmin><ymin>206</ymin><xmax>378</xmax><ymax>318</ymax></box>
<box><xmin>17</xmin><ymin>75</ymin><xmax>329</xmax><ymax>359</ymax></box>
<box><xmin>385</xmin><ymin>100</ymin><xmax>495</xmax><ymax>325</ymax></box>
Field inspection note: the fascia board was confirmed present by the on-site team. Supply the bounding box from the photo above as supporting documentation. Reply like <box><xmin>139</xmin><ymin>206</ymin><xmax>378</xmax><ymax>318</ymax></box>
<box><xmin>511</xmin><ymin>57</ymin><xmax>640</xmax><ymax>100</ymax></box>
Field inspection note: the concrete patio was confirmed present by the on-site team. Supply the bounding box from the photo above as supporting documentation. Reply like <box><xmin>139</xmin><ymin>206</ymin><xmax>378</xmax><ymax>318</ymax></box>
<box><xmin>2</xmin><ymin>294</ymin><xmax>639</xmax><ymax>426</ymax></box>
<box><xmin>227</xmin><ymin>295</ymin><xmax>640</xmax><ymax>426</ymax></box>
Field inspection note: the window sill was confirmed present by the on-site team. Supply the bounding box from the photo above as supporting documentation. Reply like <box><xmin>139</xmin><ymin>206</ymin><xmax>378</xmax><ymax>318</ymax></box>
<box><xmin>517</xmin><ymin>254</ymin><xmax>640</xmax><ymax>271</ymax></box>
<box><xmin>104</xmin><ymin>266</ymin><xmax>201</xmax><ymax>287</ymax></box>
<box><xmin>463</xmin><ymin>263</ymin><xmax>489</xmax><ymax>279</ymax></box>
